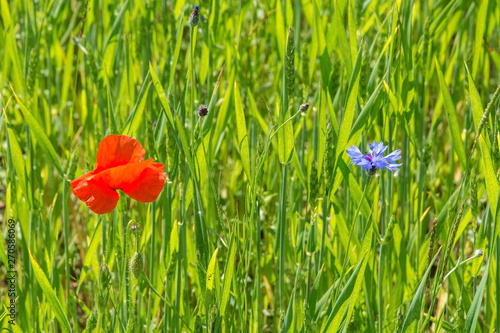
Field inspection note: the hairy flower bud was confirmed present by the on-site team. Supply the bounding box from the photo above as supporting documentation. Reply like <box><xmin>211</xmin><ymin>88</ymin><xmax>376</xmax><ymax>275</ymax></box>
<box><xmin>99</xmin><ymin>264</ymin><xmax>111</xmax><ymax>289</ymax></box>
<box><xmin>188</xmin><ymin>5</ymin><xmax>199</xmax><ymax>27</ymax></box>
<box><xmin>197</xmin><ymin>105</ymin><xmax>208</xmax><ymax>117</ymax></box>
<box><xmin>130</xmin><ymin>252</ymin><xmax>144</xmax><ymax>279</ymax></box>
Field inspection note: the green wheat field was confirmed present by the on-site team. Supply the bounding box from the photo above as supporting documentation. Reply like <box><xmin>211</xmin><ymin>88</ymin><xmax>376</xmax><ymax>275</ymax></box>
<box><xmin>1</xmin><ymin>0</ymin><xmax>500</xmax><ymax>332</ymax></box>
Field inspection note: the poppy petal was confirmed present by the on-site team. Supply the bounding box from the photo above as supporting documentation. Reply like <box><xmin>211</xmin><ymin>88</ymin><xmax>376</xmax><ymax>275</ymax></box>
<box><xmin>93</xmin><ymin>159</ymin><xmax>154</xmax><ymax>190</ymax></box>
<box><xmin>71</xmin><ymin>177</ymin><xmax>119</xmax><ymax>214</ymax></box>
<box><xmin>122</xmin><ymin>163</ymin><xmax>166</xmax><ymax>202</ymax></box>
<box><xmin>95</xmin><ymin>135</ymin><xmax>145</xmax><ymax>172</ymax></box>
<box><xmin>70</xmin><ymin>170</ymin><xmax>96</xmax><ymax>191</ymax></box>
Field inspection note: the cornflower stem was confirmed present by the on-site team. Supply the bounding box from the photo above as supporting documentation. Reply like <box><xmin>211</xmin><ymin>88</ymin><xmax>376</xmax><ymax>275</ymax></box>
<box><xmin>378</xmin><ymin>230</ymin><xmax>384</xmax><ymax>333</ymax></box>
<box><xmin>189</xmin><ymin>26</ymin><xmax>196</xmax><ymax>145</ymax></box>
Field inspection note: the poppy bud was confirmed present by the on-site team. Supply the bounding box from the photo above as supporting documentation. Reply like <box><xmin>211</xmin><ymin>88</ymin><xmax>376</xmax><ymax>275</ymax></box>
<box><xmin>99</xmin><ymin>264</ymin><xmax>111</xmax><ymax>289</ymax></box>
<box><xmin>130</xmin><ymin>251</ymin><xmax>144</xmax><ymax>279</ymax></box>
<box><xmin>130</xmin><ymin>221</ymin><xmax>138</xmax><ymax>235</ymax></box>
<box><xmin>188</xmin><ymin>5</ymin><xmax>199</xmax><ymax>27</ymax></box>
<box><xmin>197</xmin><ymin>105</ymin><xmax>208</xmax><ymax>117</ymax></box>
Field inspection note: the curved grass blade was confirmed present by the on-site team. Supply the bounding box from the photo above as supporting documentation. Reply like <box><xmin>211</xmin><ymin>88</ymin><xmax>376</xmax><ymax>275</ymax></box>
<box><xmin>11</xmin><ymin>88</ymin><xmax>64</xmax><ymax>177</ymax></box>
<box><xmin>29</xmin><ymin>249</ymin><xmax>72</xmax><ymax>333</ymax></box>
<box><xmin>435</xmin><ymin>58</ymin><xmax>466</xmax><ymax>170</ymax></box>
<box><xmin>400</xmin><ymin>251</ymin><xmax>440</xmax><ymax>332</ymax></box>
<box><xmin>220</xmin><ymin>237</ymin><xmax>236</xmax><ymax>316</ymax></box>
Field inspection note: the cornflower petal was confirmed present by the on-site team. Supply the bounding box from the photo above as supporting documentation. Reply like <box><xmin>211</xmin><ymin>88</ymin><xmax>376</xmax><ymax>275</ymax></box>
<box><xmin>383</xmin><ymin>149</ymin><xmax>402</xmax><ymax>164</ymax></box>
<box><xmin>347</xmin><ymin>146</ymin><xmax>365</xmax><ymax>162</ymax></box>
<box><xmin>347</xmin><ymin>141</ymin><xmax>402</xmax><ymax>174</ymax></box>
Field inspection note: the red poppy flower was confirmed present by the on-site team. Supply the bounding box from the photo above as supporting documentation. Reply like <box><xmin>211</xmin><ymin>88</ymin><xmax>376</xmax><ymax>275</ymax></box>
<box><xmin>71</xmin><ymin>135</ymin><xmax>166</xmax><ymax>214</ymax></box>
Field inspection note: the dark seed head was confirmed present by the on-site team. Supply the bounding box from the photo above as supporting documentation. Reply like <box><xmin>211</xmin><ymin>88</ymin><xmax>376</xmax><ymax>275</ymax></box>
<box><xmin>197</xmin><ymin>105</ymin><xmax>208</xmax><ymax>117</ymax></box>
<box><xmin>299</xmin><ymin>103</ymin><xmax>310</xmax><ymax>112</ymax></box>
<box><xmin>189</xmin><ymin>6</ymin><xmax>200</xmax><ymax>27</ymax></box>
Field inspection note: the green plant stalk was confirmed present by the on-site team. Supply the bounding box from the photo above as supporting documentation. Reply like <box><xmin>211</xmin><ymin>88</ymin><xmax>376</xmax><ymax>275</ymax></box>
<box><xmin>190</xmin><ymin>26</ymin><xmax>196</xmax><ymax>145</ymax></box>
<box><xmin>318</xmin><ymin>190</ymin><xmax>329</xmax><ymax>272</ymax></box>
<box><xmin>336</xmin><ymin>177</ymin><xmax>371</xmax><ymax>300</ymax></box>
<box><xmin>61</xmin><ymin>179</ymin><xmax>70</xmax><ymax>313</ymax></box>
<box><xmin>146</xmin><ymin>201</ymin><xmax>156</xmax><ymax>331</ymax></box>
<box><xmin>256</xmin><ymin>199</ymin><xmax>262</xmax><ymax>331</ymax></box>
<box><xmin>163</xmin><ymin>186</ymin><xmax>172</xmax><ymax>332</ymax></box>
<box><xmin>278</xmin><ymin>164</ymin><xmax>288</xmax><ymax>315</ymax></box>
<box><xmin>123</xmin><ymin>217</ymin><xmax>130</xmax><ymax>324</ymax></box>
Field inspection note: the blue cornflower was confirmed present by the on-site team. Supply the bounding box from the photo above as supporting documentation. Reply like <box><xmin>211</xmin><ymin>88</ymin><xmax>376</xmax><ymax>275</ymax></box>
<box><xmin>346</xmin><ymin>141</ymin><xmax>402</xmax><ymax>176</ymax></box>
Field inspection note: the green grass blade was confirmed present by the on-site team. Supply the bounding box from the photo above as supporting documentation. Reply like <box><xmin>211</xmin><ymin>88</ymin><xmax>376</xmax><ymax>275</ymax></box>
<box><xmin>435</xmin><ymin>58</ymin><xmax>466</xmax><ymax>170</ymax></box>
<box><xmin>29</xmin><ymin>249</ymin><xmax>72</xmax><ymax>333</ymax></box>
<box><xmin>12</xmin><ymin>90</ymin><xmax>64</xmax><ymax>177</ymax></box>
<box><xmin>220</xmin><ymin>237</ymin><xmax>236</xmax><ymax>316</ymax></box>
<box><xmin>401</xmin><ymin>251</ymin><xmax>440</xmax><ymax>332</ymax></box>
<box><xmin>234</xmin><ymin>82</ymin><xmax>251</xmax><ymax>179</ymax></box>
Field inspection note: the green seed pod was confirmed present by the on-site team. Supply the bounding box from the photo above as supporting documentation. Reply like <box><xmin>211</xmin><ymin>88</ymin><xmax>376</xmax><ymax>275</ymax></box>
<box><xmin>425</xmin><ymin>218</ymin><xmax>437</xmax><ymax>270</ymax></box>
<box><xmin>130</xmin><ymin>252</ymin><xmax>144</xmax><ymax>279</ymax></box>
<box><xmin>470</xmin><ymin>161</ymin><xmax>479</xmax><ymax>221</ymax></box>
<box><xmin>323</xmin><ymin>122</ymin><xmax>335</xmax><ymax>185</ymax></box>
<box><xmin>27</xmin><ymin>47</ymin><xmax>39</xmax><ymax>105</ymax></box>
<box><xmin>307</xmin><ymin>214</ymin><xmax>317</xmax><ymax>255</ymax></box>
<box><xmin>309</xmin><ymin>161</ymin><xmax>319</xmax><ymax>203</ymax></box>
